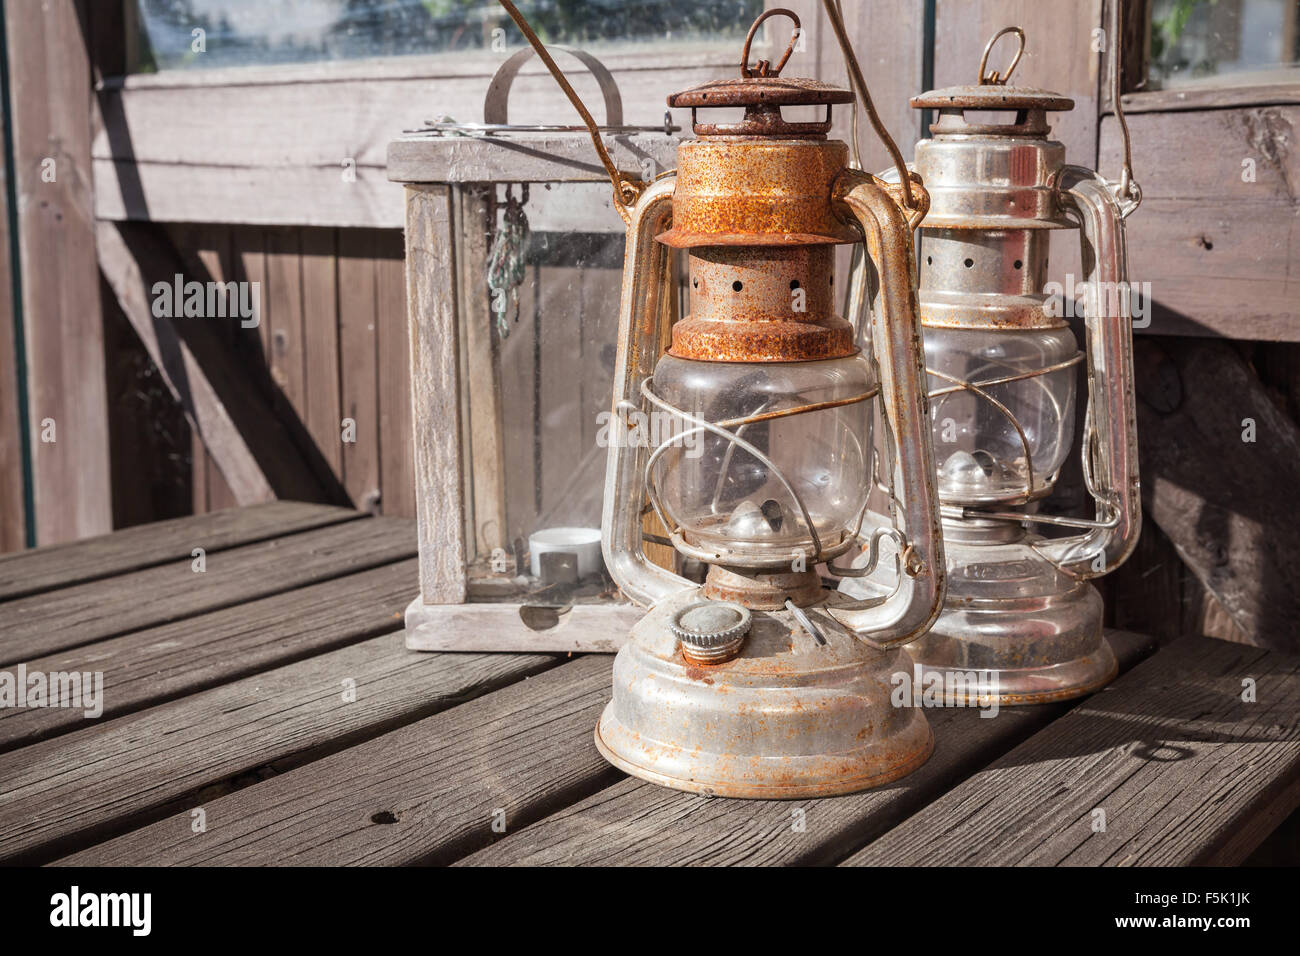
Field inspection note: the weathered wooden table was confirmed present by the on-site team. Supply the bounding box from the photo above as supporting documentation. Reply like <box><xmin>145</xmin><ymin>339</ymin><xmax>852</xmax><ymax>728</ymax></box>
<box><xmin>1</xmin><ymin>503</ymin><xmax>1296</xmax><ymax>866</ymax></box>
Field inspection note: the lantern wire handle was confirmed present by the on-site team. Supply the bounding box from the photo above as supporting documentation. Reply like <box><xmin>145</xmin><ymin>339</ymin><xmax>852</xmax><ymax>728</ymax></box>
<box><xmin>819</xmin><ymin>0</ymin><xmax>916</xmax><ymax>210</ymax></box>
<box><xmin>1108</xmin><ymin>0</ymin><xmax>1142</xmax><ymax>213</ymax></box>
<box><xmin>977</xmin><ymin>27</ymin><xmax>1025</xmax><ymax>85</ymax></box>
<box><xmin>494</xmin><ymin>0</ymin><xmax>644</xmax><ymax>221</ymax></box>
<box><xmin>833</xmin><ymin>0</ymin><xmax>864</xmax><ymax>169</ymax></box>
<box><xmin>740</xmin><ymin>8</ymin><xmax>802</xmax><ymax>77</ymax></box>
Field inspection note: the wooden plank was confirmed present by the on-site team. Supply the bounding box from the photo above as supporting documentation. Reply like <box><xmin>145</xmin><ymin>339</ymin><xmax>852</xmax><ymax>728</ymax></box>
<box><xmin>405</xmin><ymin>186</ymin><xmax>468</xmax><ymax>604</ymax></box>
<box><xmin>165</xmin><ymin>224</ymin><xmax>240</xmax><ymax>513</ymax></box>
<box><xmin>233</xmin><ymin>226</ymin><xmax>271</xmax><ymax>360</ymax></box>
<box><xmin>0</xmin><ymin>634</ymin><xmax>557</xmax><ymax>865</ymax></box>
<box><xmin>1121</xmin><ymin>82</ymin><xmax>1300</xmax><ymax>114</ymax></box>
<box><xmin>301</xmin><ymin>228</ymin><xmax>342</xmax><ymax>477</ymax></box>
<box><xmin>844</xmin><ymin>636</ymin><xmax>1300</xmax><ymax>866</ymax></box>
<box><xmin>1134</xmin><ymin>338</ymin><xmax>1300</xmax><ymax>651</ymax></box>
<box><xmin>0</xmin><ymin>501</ymin><xmax>358</xmax><ymax>601</ymax></box>
<box><xmin>205</xmin><ymin>454</ymin><xmax>240</xmax><ymax>512</ymax></box>
<box><xmin>0</xmin><ymin>557</ymin><xmax>418</xmax><ymax>751</ymax></box>
<box><xmin>0</xmin><ymin>516</ymin><xmax>415</xmax><ymax>664</ymax></box>
<box><xmin>264</xmin><ymin>227</ymin><xmax>307</xmax><ymax>414</ymax></box>
<box><xmin>96</xmin><ymin>221</ymin><xmax>343</xmax><ymax>505</ymax></box>
<box><xmin>338</xmin><ymin>230</ymin><xmax>382</xmax><ymax>513</ymax></box>
<box><xmin>57</xmin><ymin>656</ymin><xmax>612</xmax><ymax>866</ymax></box>
<box><xmin>375</xmin><ymin>230</ymin><xmax>415</xmax><ymax>519</ymax></box>
<box><xmin>459</xmin><ymin>630</ymin><xmax>1156</xmax><ymax>866</ymax></box>
<box><xmin>88</xmin><ymin>50</ymin><xmax>721</xmax><ymax>226</ymax></box>
<box><xmin>1099</xmin><ymin>107</ymin><xmax>1300</xmax><ymax>343</ymax></box>
<box><xmin>94</xmin><ymin>160</ymin><xmax>405</xmax><ymax>229</ymax></box>
<box><xmin>5</xmin><ymin>0</ymin><xmax>112</xmax><ymax>544</ymax></box>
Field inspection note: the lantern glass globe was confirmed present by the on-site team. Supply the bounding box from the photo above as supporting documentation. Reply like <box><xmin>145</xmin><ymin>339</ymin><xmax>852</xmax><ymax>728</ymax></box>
<box><xmin>924</xmin><ymin>325</ymin><xmax>1078</xmax><ymax>505</ymax></box>
<box><xmin>651</xmin><ymin>354</ymin><xmax>875</xmax><ymax>561</ymax></box>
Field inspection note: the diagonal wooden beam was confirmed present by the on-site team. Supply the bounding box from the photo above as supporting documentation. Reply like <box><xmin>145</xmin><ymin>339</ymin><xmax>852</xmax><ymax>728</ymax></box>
<box><xmin>95</xmin><ymin>219</ymin><xmax>347</xmax><ymax>506</ymax></box>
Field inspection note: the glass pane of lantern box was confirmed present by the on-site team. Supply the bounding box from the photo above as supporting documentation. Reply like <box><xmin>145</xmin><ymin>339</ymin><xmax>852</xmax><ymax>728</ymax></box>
<box><xmin>387</xmin><ymin>66</ymin><xmax>682</xmax><ymax>652</ymax></box>
<box><xmin>494</xmin><ymin>181</ymin><xmax>680</xmax><ymax>568</ymax></box>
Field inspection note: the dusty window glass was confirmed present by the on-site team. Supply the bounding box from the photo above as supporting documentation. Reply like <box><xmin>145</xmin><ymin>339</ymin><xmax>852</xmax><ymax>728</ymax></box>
<box><xmin>1149</xmin><ymin>0</ymin><xmax>1300</xmax><ymax>89</ymax></box>
<box><xmin>130</xmin><ymin>0</ymin><xmax>764</xmax><ymax>72</ymax></box>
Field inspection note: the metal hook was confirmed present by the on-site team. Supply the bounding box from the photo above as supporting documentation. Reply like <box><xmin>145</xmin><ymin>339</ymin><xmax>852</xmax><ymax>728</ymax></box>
<box><xmin>978</xmin><ymin>26</ymin><xmax>1026</xmax><ymax>85</ymax></box>
<box><xmin>741</xmin><ymin>8</ymin><xmax>801</xmax><ymax>77</ymax></box>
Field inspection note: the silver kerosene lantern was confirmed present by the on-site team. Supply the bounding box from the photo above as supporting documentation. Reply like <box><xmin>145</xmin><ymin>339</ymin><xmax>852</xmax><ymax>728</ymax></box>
<box><xmin>595</xmin><ymin>9</ymin><xmax>948</xmax><ymax>798</ymax></box>
<box><xmin>842</xmin><ymin>27</ymin><xmax>1142</xmax><ymax>706</ymax></box>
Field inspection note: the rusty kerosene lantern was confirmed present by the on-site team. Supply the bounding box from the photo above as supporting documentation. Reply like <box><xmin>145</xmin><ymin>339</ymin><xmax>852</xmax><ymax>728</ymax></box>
<box><xmin>842</xmin><ymin>25</ymin><xmax>1143</xmax><ymax>705</ymax></box>
<box><xmin>594</xmin><ymin>9</ymin><xmax>947</xmax><ymax>798</ymax></box>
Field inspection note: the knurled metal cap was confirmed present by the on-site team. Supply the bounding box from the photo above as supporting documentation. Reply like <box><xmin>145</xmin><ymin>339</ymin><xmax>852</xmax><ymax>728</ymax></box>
<box><xmin>670</xmin><ymin>601</ymin><xmax>752</xmax><ymax>664</ymax></box>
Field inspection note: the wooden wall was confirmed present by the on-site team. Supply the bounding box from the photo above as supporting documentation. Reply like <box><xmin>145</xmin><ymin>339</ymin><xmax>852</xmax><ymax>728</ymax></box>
<box><xmin>162</xmin><ymin>224</ymin><xmax>416</xmax><ymax>520</ymax></box>
<box><xmin>157</xmin><ymin>214</ymin><xmax>628</xmax><ymax>536</ymax></box>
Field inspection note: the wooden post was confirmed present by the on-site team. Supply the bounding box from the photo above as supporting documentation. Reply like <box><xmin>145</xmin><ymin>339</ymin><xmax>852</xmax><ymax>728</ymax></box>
<box><xmin>4</xmin><ymin>0</ymin><xmax>112</xmax><ymax>543</ymax></box>
<box><xmin>404</xmin><ymin>185</ymin><xmax>469</xmax><ymax>604</ymax></box>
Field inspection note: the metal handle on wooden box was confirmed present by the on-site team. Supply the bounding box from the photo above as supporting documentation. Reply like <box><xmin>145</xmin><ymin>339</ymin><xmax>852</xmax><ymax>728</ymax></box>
<box><xmin>600</xmin><ymin>176</ymin><xmax>696</xmax><ymax>608</ymax></box>
<box><xmin>1034</xmin><ymin>166</ymin><xmax>1141</xmax><ymax>579</ymax></box>
<box><xmin>827</xmin><ymin>170</ymin><xmax>947</xmax><ymax>648</ymax></box>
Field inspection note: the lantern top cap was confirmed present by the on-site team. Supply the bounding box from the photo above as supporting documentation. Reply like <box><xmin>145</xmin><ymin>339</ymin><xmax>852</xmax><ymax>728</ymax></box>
<box><xmin>667</xmin><ymin>8</ymin><xmax>851</xmax><ymax>137</ymax></box>
<box><xmin>912</xmin><ymin>27</ymin><xmax>1073</xmax><ymax>112</ymax></box>
<box><xmin>669</xmin><ymin>75</ymin><xmax>853</xmax><ymax>111</ymax></box>
<box><xmin>909</xmin><ymin>86</ymin><xmax>1074</xmax><ymax>112</ymax></box>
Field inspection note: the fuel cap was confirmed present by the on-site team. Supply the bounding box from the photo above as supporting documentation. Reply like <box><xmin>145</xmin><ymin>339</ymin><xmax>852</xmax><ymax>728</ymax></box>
<box><xmin>670</xmin><ymin>601</ymin><xmax>752</xmax><ymax>664</ymax></box>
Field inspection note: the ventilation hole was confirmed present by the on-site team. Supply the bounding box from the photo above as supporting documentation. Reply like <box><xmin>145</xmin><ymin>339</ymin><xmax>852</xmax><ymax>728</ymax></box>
<box><xmin>1013</xmin><ymin>260</ymin><xmax>1023</xmax><ymax>270</ymax></box>
<box><xmin>963</xmin><ymin>258</ymin><xmax>974</xmax><ymax>268</ymax></box>
<box><xmin>829</xmin><ymin>274</ymin><xmax>834</xmax><ymax>284</ymax></box>
<box><xmin>926</xmin><ymin>256</ymin><xmax>932</xmax><ymax>266</ymax></box>
<box><xmin>692</xmin><ymin>277</ymin><xmax>698</xmax><ymax>288</ymax></box>
<box><xmin>371</xmin><ymin>811</ymin><xmax>398</xmax><ymax>825</ymax></box>
<box><xmin>732</xmin><ymin>280</ymin><xmax>743</xmax><ymax>292</ymax></box>
<box><xmin>789</xmin><ymin>279</ymin><xmax>800</xmax><ymax>290</ymax></box>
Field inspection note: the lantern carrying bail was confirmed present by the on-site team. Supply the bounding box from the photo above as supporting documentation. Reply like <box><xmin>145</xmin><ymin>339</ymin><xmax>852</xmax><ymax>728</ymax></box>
<box><xmin>666</xmin><ymin>8</ymin><xmax>852</xmax><ymax>139</ymax></box>
<box><xmin>978</xmin><ymin>26</ymin><xmax>1025</xmax><ymax>86</ymax></box>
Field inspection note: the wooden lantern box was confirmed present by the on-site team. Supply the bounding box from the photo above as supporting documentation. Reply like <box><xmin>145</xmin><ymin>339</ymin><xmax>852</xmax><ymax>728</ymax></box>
<box><xmin>388</xmin><ymin>54</ymin><xmax>680</xmax><ymax>653</ymax></box>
